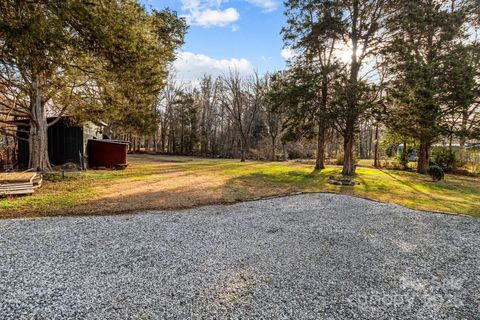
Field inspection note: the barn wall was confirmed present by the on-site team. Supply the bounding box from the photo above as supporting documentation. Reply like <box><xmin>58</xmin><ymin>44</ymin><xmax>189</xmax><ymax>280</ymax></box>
<box><xmin>48</xmin><ymin>120</ymin><xmax>83</xmax><ymax>166</ymax></box>
<box><xmin>17</xmin><ymin>118</ymin><xmax>86</xmax><ymax>168</ymax></box>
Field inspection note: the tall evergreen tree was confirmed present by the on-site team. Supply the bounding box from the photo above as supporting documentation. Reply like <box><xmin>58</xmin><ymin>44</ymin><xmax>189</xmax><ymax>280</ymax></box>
<box><xmin>336</xmin><ymin>0</ymin><xmax>388</xmax><ymax>175</ymax></box>
<box><xmin>283</xmin><ymin>0</ymin><xmax>388</xmax><ymax>175</ymax></box>
<box><xmin>283</xmin><ymin>0</ymin><xmax>343</xmax><ymax>170</ymax></box>
<box><xmin>441</xmin><ymin>44</ymin><xmax>480</xmax><ymax>163</ymax></box>
<box><xmin>384</xmin><ymin>0</ymin><xmax>473</xmax><ymax>173</ymax></box>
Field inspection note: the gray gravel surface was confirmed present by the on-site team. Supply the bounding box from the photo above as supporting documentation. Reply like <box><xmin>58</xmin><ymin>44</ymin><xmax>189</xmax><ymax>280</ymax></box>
<box><xmin>0</xmin><ymin>193</ymin><xmax>479</xmax><ymax>320</ymax></box>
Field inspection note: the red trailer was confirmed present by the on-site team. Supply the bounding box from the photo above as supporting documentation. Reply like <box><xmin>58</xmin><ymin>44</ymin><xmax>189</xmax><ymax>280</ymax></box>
<box><xmin>87</xmin><ymin>139</ymin><xmax>129</xmax><ymax>169</ymax></box>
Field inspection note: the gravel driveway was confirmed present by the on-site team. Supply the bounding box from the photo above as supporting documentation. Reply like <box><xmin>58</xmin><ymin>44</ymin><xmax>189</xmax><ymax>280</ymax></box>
<box><xmin>0</xmin><ymin>193</ymin><xmax>478</xmax><ymax>319</ymax></box>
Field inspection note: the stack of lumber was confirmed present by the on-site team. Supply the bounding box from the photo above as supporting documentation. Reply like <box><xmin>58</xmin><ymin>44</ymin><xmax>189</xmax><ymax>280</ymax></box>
<box><xmin>0</xmin><ymin>172</ymin><xmax>43</xmax><ymax>196</ymax></box>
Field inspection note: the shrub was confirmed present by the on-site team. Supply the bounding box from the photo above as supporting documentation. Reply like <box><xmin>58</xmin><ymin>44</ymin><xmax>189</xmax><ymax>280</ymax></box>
<box><xmin>430</xmin><ymin>147</ymin><xmax>457</xmax><ymax>171</ymax></box>
<box><xmin>427</xmin><ymin>165</ymin><xmax>444</xmax><ymax>182</ymax></box>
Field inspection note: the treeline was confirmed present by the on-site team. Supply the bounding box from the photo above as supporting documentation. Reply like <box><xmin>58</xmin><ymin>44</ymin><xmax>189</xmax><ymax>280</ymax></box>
<box><xmin>117</xmin><ymin>73</ymin><xmax>286</xmax><ymax>161</ymax></box>
<box><xmin>118</xmin><ymin>0</ymin><xmax>480</xmax><ymax>176</ymax></box>
<box><xmin>114</xmin><ymin>72</ymin><xmax>387</xmax><ymax>165</ymax></box>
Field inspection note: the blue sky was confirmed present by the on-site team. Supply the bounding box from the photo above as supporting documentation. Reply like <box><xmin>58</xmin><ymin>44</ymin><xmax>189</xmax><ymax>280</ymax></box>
<box><xmin>142</xmin><ymin>0</ymin><xmax>290</xmax><ymax>83</ymax></box>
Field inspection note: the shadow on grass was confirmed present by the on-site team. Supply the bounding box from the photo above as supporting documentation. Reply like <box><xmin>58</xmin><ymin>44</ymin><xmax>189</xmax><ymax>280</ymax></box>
<box><xmin>378</xmin><ymin>169</ymin><xmax>458</xmax><ymax>213</ymax></box>
<box><xmin>2</xmin><ymin>155</ymin><xmax>478</xmax><ymax>218</ymax></box>
<box><xmin>220</xmin><ymin>168</ymin><xmax>343</xmax><ymax>202</ymax></box>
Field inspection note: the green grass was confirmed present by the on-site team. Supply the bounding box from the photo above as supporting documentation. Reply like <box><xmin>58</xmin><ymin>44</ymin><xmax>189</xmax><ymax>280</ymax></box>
<box><xmin>214</xmin><ymin>162</ymin><xmax>480</xmax><ymax>216</ymax></box>
<box><xmin>0</xmin><ymin>154</ymin><xmax>478</xmax><ymax>218</ymax></box>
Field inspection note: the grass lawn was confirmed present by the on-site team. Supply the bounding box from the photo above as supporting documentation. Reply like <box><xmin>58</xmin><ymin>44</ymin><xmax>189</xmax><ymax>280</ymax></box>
<box><xmin>1</xmin><ymin>154</ymin><xmax>479</xmax><ymax>218</ymax></box>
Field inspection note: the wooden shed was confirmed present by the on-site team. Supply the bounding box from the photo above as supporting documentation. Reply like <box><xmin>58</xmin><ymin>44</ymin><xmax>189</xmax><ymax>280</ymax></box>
<box><xmin>16</xmin><ymin>117</ymin><xmax>103</xmax><ymax>169</ymax></box>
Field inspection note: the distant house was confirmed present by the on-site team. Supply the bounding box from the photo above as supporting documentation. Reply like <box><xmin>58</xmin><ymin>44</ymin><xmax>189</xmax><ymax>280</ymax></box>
<box><xmin>16</xmin><ymin>116</ymin><xmax>103</xmax><ymax>168</ymax></box>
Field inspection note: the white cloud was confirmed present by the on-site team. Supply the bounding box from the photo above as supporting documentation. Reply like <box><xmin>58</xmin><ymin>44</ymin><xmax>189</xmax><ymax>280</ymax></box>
<box><xmin>173</xmin><ymin>51</ymin><xmax>254</xmax><ymax>83</ymax></box>
<box><xmin>180</xmin><ymin>0</ymin><xmax>278</xmax><ymax>28</ymax></box>
<box><xmin>190</xmin><ymin>8</ymin><xmax>239</xmax><ymax>27</ymax></box>
<box><xmin>245</xmin><ymin>0</ymin><xmax>279</xmax><ymax>12</ymax></box>
<box><xmin>281</xmin><ymin>48</ymin><xmax>297</xmax><ymax>60</ymax></box>
<box><xmin>181</xmin><ymin>0</ymin><xmax>239</xmax><ymax>28</ymax></box>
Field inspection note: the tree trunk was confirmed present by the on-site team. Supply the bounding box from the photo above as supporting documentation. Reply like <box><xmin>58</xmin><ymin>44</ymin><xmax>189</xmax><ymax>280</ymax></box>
<box><xmin>28</xmin><ymin>81</ymin><xmax>50</xmax><ymax>171</ymax></box>
<box><xmin>240</xmin><ymin>147</ymin><xmax>246</xmax><ymax>162</ymax></box>
<box><xmin>373</xmin><ymin>124</ymin><xmax>379</xmax><ymax>167</ymax></box>
<box><xmin>282</xmin><ymin>142</ymin><xmax>287</xmax><ymax>161</ymax></box>
<box><xmin>315</xmin><ymin>121</ymin><xmax>326</xmax><ymax>170</ymax></box>
<box><xmin>270</xmin><ymin>135</ymin><xmax>276</xmax><ymax>161</ymax></box>
<box><xmin>239</xmin><ymin>134</ymin><xmax>248</xmax><ymax>162</ymax></box>
<box><xmin>342</xmin><ymin>119</ymin><xmax>356</xmax><ymax>175</ymax></box>
<box><xmin>29</xmin><ymin>117</ymin><xmax>50</xmax><ymax>171</ymax></box>
<box><xmin>459</xmin><ymin>109</ymin><xmax>468</xmax><ymax>164</ymax></box>
<box><xmin>180</xmin><ymin>125</ymin><xmax>184</xmax><ymax>154</ymax></box>
<box><xmin>160</xmin><ymin>123</ymin><xmax>165</xmax><ymax>152</ymax></box>
<box><xmin>402</xmin><ymin>140</ymin><xmax>408</xmax><ymax>170</ymax></box>
<box><xmin>459</xmin><ymin>136</ymin><xmax>466</xmax><ymax>165</ymax></box>
<box><xmin>240</xmin><ymin>136</ymin><xmax>248</xmax><ymax>162</ymax></box>
<box><xmin>211</xmin><ymin>126</ymin><xmax>217</xmax><ymax>158</ymax></box>
<box><xmin>154</xmin><ymin>131</ymin><xmax>158</xmax><ymax>153</ymax></box>
<box><xmin>342</xmin><ymin>132</ymin><xmax>355</xmax><ymax>176</ymax></box>
<box><xmin>417</xmin><ymin>139</ymin><xmax>431</xmax><ymax>174</ymax></box>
